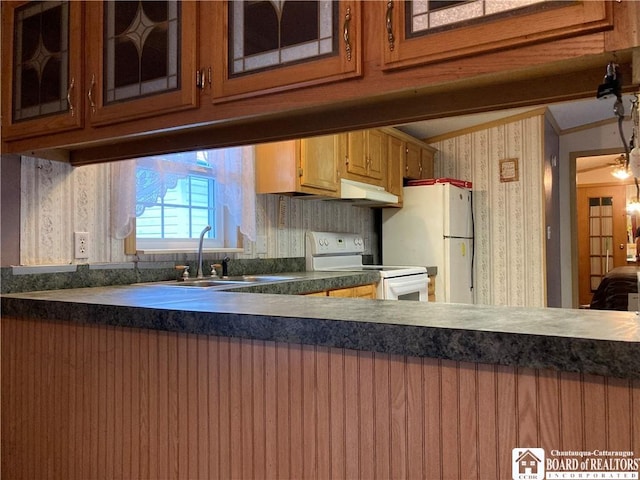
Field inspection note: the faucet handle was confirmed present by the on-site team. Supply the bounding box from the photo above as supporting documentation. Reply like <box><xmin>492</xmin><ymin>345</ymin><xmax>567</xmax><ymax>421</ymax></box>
<box><xmin>175</xmin><ymin>265</ymin><xmax>190</xmax><ymax>280</ymax></box>
<box><xmin>211</xmin><ymin>264</ymin><xmax>222</xmax><ymax>277</ymax></box>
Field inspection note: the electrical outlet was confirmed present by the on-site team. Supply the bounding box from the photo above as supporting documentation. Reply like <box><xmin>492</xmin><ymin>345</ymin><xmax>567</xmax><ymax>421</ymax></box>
<box><xmin>74</xmin><ymin>231</ymin><xmax>90</xmax><ymax>259</ymax></box>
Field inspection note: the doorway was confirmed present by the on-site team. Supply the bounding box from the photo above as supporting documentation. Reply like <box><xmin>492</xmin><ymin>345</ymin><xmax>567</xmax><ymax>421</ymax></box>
<box><xmin>575</xmin><ymin>151</ymin><xmax>630</xmax><ymax>306</ymax></box>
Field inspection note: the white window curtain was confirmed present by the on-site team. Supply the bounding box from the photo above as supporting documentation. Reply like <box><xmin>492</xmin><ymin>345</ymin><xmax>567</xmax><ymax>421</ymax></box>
<box><xmin>110</xmin><ymin>146</ymin><xmax>256</xmax><ymax>242</ymax></box>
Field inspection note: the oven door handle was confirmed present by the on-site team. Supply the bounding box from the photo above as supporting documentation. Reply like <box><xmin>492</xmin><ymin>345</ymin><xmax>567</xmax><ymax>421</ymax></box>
<box><xmin>383</xmin><ymin>274</ymin><xmax>429</xmax><ymax>300</ymax></box>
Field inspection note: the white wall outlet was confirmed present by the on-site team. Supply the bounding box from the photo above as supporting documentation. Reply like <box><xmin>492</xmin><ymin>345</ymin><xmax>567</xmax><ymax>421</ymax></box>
<box><xmin>74</xmin><ymin>231</ymin><xmax>90</xmax><ymax>259</ymax></box>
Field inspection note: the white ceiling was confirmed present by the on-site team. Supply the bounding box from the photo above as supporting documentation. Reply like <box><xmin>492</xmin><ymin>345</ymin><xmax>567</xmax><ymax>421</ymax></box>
<box><xmin>394</xmin><ymin>93</ymin><xmax>636</xmax><ymax>139</ymax></box>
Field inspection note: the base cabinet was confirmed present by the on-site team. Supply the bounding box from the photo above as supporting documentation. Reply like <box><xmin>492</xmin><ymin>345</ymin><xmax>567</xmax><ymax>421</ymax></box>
<box><xmin>306</xmin><ymin>283</ymin><xmax>377</xmax><ymax>299</ymax></box>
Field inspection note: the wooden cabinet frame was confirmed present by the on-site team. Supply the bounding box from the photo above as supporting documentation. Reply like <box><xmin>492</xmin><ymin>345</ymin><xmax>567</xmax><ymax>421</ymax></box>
<box><xmin>1</xmin><ymin>1</ymin><xmax>85</xmax><ymax>140</ymax></box>
<box><xmin>84</xmin><ymin>1</ymin><xmax>199</xmax><ymax>127</ymax></box>
<box><xmin>209</xmin><ymin>1</ymin><xmax>362</xmax><ymax>102</ymax></box>
<box><xmin>382</xmin><ymin>0</ymin><xmax>614</xmax><ymax>70</ymax></box>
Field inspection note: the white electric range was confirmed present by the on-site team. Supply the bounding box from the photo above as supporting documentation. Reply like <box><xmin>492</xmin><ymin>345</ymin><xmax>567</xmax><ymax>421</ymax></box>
<box><xmin>305</xmin><ymin>231</ymin><xmax>429</xmax><ymax>301</ymax></box>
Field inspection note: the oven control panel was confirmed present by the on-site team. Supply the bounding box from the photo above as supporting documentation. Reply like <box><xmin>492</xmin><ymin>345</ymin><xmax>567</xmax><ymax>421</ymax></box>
<box><xmin>306</xmin><ymin>231</ymin><xmax>364</xmax><ymax>256</ymax></box>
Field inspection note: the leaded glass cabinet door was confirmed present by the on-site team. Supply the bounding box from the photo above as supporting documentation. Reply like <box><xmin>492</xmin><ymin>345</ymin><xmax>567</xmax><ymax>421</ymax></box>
<box><xmin>85</xmin><ymin>0</ymin><xmax>198</xmax><ymax>126</ymax></box>
<box><xmin>1</xmin><ymin>0</ymin><xmax>84</xmax><ymax>140</ymax></box>
<box><xmin>381</xmin><ymin>1</ymin><xmax>612</xmax><ymax>70</ymax></box>
<box><xmin>210</xmin><ymin>1</ymin><xmax>361</xmax><ymax>101</ymax></box>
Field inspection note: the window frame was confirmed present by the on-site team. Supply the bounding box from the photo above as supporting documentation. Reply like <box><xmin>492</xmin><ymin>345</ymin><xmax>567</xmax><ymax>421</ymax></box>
<box><xmin>134</xmin><ymin>163</ymin><xmax>225</xmax><ymax>252</ymax></box>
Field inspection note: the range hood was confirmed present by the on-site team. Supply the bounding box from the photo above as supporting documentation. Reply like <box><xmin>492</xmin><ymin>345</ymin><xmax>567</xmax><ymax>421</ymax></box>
<box><xmin>339</xmin><ymin>178</ymin><xmax>398</xmax><ymax>204</ymax></box>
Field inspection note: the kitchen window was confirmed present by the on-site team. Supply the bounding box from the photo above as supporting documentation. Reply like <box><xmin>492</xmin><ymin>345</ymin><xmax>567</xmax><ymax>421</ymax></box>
<box><xmin>112</xmin><ymin>147</ymin><xmax>256</xmax><ymax>253</ymax></box>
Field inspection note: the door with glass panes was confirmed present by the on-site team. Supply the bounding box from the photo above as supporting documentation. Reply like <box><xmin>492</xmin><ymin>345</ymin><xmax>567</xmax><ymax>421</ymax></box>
<box><xmin>577</xmin><ymin>185</ymin><xmax>627</xmax><ymax>306</ymax></box>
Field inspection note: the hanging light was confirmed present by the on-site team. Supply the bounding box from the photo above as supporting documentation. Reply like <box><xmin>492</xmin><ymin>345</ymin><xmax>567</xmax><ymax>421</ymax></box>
<box><xmin>627</xmin><ymin>199</ymin><xmax>640</xmax><ymax>213</ymax></box>
<box><xmin>612</xmin><ymin>165</ymin><xmax>630</xmax><ymax>179</ymax></box>
<box><xmin>610</xmin><ymin>154</ymin><xmax>630</xmax><ymax>179</ymax></box>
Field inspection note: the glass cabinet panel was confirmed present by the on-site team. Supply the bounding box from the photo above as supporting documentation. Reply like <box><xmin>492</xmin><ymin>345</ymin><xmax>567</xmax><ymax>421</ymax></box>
<box><xmin>103</xmin><ymin>0</ymin><xmax>180</xmax><ymax>104</ymax></box>
<box><xmin>406</xmin><ymin>0</ymin><xmax>551</xmax><ymax>37</ymax></box>
<box><xmin>229</xmin><ymin>1</ymin><xmax>338</xmax><ymax>76</ymax></box>
<box><xmin>12</xmin><ymin>1</ymin><xmax>69</xmax><ymax>122</ymax></box>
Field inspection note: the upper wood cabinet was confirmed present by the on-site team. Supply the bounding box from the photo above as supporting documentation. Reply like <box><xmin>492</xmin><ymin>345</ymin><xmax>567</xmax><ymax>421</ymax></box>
<box><xmin>1</xmin><ymin>1</ymin><xmax>84</xmax><ymax>140</ymax></box>
<box><xmin>255</xmin><ymin>134</ymin><xmax>345</xmax><ymax>197</ymax></box>
<box><xmin>208</xmin><ymin>0</ymin><xmax>362</xmax><ymax>101</ymax></box>
<box><xmin>387</xmin><ymin>133</ymin><xmax>405</xmax><ymax>205</ymax></box>
<box><xmin>345</xmin><ymin>129</ymin><xmax>387</xmax><ymax>187</ymax></box>
<box><xmin>405</xmin><ymin>141</ymin><xmax>435</xmax><ymax>180</ymax></box>
<box><xmin>84</xmin><ymin>1</ymin><xmax>198</xmax><ymax>126</ymax></box>
<box><xmin>1</xmin><ymin>0</ymin><xmax>198</xmax><ymax>141</ymax></box>
<box><xmin>382</xmin><ymin>0</ymin><xmax>614</xmax><ymax>71</ymax></box>
<box><xmin>385</xmin><ymin>127</ymin><xmax>437</xmax><ymax>206</ymax></box>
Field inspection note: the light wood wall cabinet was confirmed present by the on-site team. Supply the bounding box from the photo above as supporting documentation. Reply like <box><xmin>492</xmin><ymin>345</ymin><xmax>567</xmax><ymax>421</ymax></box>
<box><xmin>255</xmin><ymin>134</ymin><xmax>345</xmax><ymax>197</ymax></box>
<box><xmin>345</xmin><ymin>129</ymin><xmax>387</xmax><ymax>187</ymax></box>
<box><xmin>209</xmin><ymin>1</ymin><xmax>362</xmax><ymax>101</ymax></box>
<box><xmin>385</xmin><ymin>128</ymin><xmax>437</xmax><ymax>206</ymax></box>
<box><xmin>1</xmin><ymin>0</ymin><xmax>198</xmax><ymax>141</ymax></box>
<box><xmin>405</xmin><ymin>141</ymin><xmax>435</xmax><ymax>180</ymax></box>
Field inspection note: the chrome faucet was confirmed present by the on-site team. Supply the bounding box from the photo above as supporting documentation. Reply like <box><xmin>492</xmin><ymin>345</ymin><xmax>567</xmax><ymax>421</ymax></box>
<box><xmin>196</xmin><ymin>225</ymin><xmax>212</xmax><ymax>278</ymax></box>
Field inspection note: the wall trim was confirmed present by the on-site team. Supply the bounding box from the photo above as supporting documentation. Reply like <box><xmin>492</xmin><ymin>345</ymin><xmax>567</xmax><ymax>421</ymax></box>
<box><xmin>425</xmin><ymin>106</ymin><xmax>547</xmax><ymax>143</ymax></box>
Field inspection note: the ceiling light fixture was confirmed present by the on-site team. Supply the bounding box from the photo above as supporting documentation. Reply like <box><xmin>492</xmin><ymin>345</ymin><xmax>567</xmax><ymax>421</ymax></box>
<box><xmin>612</xmin><ymin>166</ymin><xmax>630</xmax><ymax>180</ymax></box>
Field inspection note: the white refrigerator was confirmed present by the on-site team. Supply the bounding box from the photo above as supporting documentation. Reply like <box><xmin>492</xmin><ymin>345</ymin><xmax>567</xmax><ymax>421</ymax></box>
<box><xmin>382</xmin><ymin>182</ymin><xmax>474</xmax><ymax>303</ymax></box>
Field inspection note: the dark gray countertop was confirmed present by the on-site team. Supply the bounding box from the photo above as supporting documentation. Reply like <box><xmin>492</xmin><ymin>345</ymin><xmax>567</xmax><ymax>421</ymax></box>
<box><xmin>2</xmin><ymin>271</ymin><xmax>639</xmax><ymax>379</ymax></box>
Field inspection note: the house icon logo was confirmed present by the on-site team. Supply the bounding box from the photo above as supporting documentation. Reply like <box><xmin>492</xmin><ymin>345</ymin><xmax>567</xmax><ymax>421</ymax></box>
<box><xmin>512</xmin><ymin>447</ymin><xmax>545</xmax><ymax>480</ymax></box>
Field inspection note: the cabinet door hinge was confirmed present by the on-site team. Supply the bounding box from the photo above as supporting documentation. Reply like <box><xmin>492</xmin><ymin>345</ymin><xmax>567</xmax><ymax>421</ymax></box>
<box><xmin>298</xmin><ymin>168</ymin><xmax>303</xmax><ymax>177</ymax></box>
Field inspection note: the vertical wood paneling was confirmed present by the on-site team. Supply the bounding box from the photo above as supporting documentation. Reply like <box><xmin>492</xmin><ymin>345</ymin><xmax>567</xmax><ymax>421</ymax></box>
<box><xmin>217</xmin><ymin>337</ymin><xmax>231</xmax><ymax>479</ymax></box>
<box><xmin>406</xmin><ymin>356</ymin><xmax>425</xmax><ymax>480</ymax></box>
<box><xmin>316</xmin><ymin>346</ymin><xmax>331</xmax><ymax>480</ymax></box>
<box><xmin>263</xmin><ymin>341</ymin><xmax>278</xmax><ymax>478</ymax></box>
<box><xmin>289</xmin><ymin>344</ymin><xmax>304</xmax><ymax>478</ymax></box>
<box><xmin>390</xmin><ymin>354</ymin><xmax>407</xmax><ymax>480</ymax></box>
<box><xmin>302</xmin><ymin>344</ymin><xmax>317</xmax><ymax>479</ymax></box>
<box><xmin>343</xmin><ymin>349</ymin><xmax>360</xmax><ymax>480</ymax></box>
<box><xmin>423</xmin><ymin>357</ymin><xmax>442</xmax><ymax>480</ymax></box>
<box><xmin>252</xmin><ymin>340</ymin><xmax>266</xmax><ymax>478</ymax></box>
<box><xmin>329</xmin><ymin>348</ymin><xmax>345</xmax><ymax>479</ymax></box>
<box><xmin>228</xmin><ymin>338</ymin><xmax>242</xmax><ymax>479</ymax></box>
<box><xmin>459</xmin><ymin>362</ymin><xmax>478</xmax><ymax>479</ymax></box>
<box><xmin>517</xmin><ymin>367</ymin><xmax>539</xmax><ymax>447</ymax></box>
<box><xmin>476</xmin><ymin>363</ymin><xmax>498</xmax><ymax>479</ymax></box>
<box><xmin>607</xmin><ymin>377</ymin><xmax>632</xmax><ymax>450</ymax></box>
<box><xmin>3</xmin><ymin>316</ymin><xmax>640</xmax><ymax>480</ymax></box>
<box><xmin>374</xmin><ymin>352</ymin><xmax>391</xmax><ymax>480</ymax></box>
<box><xmin>560</xmin><ymin>371</ymin><xmax>585</xmax><ymax>450</ymax></box>
<box><xmin>583</xmin><ymin>373</ymin><xmax>607</xmax><ymax>450</ymax></box>
<box><xmin>358</xmin><ymin>351</ymin><xmax>375</xmax><ymax>480</ymax></box>
<box><xmin>440</xmin><ymin>359</ymin><xmax>460</xmax><ymax>479</ymax></box>
<box><xmin>240</xmin><ymin>340</ymin><xmax>254</xmax><ymax>479</ymax></box>
<box><xmin>496</xmin><ymin>365</ymin><xmax>517</xmax><ymax>479</ymax></box>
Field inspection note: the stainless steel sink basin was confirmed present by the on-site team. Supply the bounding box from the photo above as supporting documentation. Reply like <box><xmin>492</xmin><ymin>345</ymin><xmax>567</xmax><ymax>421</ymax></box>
<box><xmin>143</xmin><ymin>275</ymin><xmax>299</xmax><ymax>288</ymax></box>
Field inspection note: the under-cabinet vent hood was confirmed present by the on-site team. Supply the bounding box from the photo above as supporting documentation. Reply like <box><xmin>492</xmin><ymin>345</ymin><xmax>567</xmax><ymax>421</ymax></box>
<box><xmin>339</xmin><ymin>179</ymin><xmax>398</xmax><ymax>204</ymax></box>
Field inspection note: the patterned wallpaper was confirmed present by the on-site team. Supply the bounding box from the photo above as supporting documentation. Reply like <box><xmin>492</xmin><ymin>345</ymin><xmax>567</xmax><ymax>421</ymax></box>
<box><xmin>20</xmin><ymin>156</ymin><xmax>376</xmax><ymax>265</ymax></box>
<box><xmin>430</xmin><ymin>113</ymin><xmax>546</xmax><ymax>307</ymax></box>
